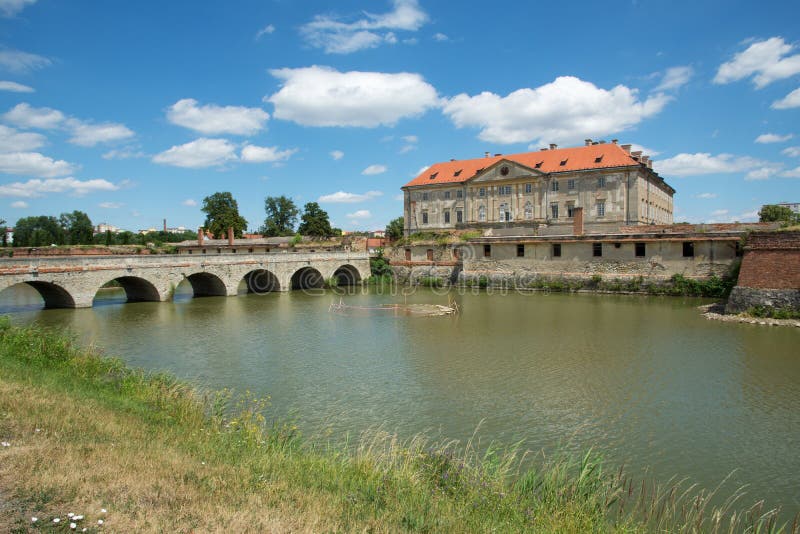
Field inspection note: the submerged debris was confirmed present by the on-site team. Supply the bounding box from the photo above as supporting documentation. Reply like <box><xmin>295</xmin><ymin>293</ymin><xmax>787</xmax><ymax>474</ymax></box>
<box><xmin>329</xmin><ymin>298</ymin><xmax>459</xmax><ymax>317</ymax></box>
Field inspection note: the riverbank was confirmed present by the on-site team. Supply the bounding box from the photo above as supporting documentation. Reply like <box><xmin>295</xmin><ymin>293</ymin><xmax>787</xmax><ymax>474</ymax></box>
<box><xmin>0</xmin><ymin>320</ymin><xmax>795</xmax><ymax>533</ymax></box>
<box><xmin>700</xmin><ymin>303</ymin><xmax>800</xmax><ymax>328</ymax></box>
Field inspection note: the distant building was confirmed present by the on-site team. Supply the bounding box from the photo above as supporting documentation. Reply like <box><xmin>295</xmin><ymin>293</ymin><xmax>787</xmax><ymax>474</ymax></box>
<box><xmin>94</xmin><ymin>223</ymin><xmax>121</xmax><ymax>234</ymax></box>
<box><xmin>138</xmin><ymin>227</ymin><xmax>158</xmax><ymax>235</ymax></box>
<box><xmin>3</xmin><ymin>227</ymin><xmax>13</xmax><ymax>245</ymax></box>
<box><xmin>402</xmin><ymin>141</ymin><xmax>674</xmax><ymax>236</ymax></box>
<box><xmin>370</xmin><ymin>229</ymin><xmax>386</xmax><ymax>238</ymax></box>
<box><xmin>165</xmin><ymin>226</ymin><xmax>188</xmax><ymax>234</ymax></box>
<box><xmin>777</xmin><ymin>202</ymin><xmax>800</xmax><ymax>214</ymax></box>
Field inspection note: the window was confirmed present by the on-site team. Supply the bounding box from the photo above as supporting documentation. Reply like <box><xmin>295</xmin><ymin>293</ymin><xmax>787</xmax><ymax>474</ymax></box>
<box><xmin>478</xmin><ymin>205</ymin><xmax>486</xmax><ymax>222</ymax></box>
<box><xmin>444</xmin><ymin>191</ymin><xmax>451</xmax><ymax>199</ymax></box>
<box><xmin>498</xmin><ymin>203</ymin><xmax>510</xmax><ymax>222</ymax></box>
<box><xmin>567</xmin><ymin>203</ymin><xmax>575</xmax><ymax>218</ymax></box>
<box><xmin>550</xmin><ymin>203</ymin><xmax>559</xmax><ymax>219</ymax></box>
<box><xmin>484</xmin><ymin>244</ymin><xmax>491</xmax><ymax>257</ymax></box>
<box><xmin>453</xmin><ymin>248</ymin><xmax>461</xmax><ymax>259</ymax></box>
<box><xmin>635</xmin><ymin>242</ymin><xmax>646</xmax><ymax>257</ymax></box>
<box><xmin>444</xmin><ymin>210</ymin><xmax>451</xmax><ymax>224</ymax></box>
<box><xmin>456</xmin><ymin>210</ymin><xmax>463</xmax><ymax>223</ymax></box>
<box><xmin>405</xmin><ymin>248</ymin><xmax>411</xmax><ymax>261</ymax></box>
<box><xmin>551</xmin><ymin>180</ymin><xmax>559</xmax><ymax>192</ymax></box>
<box><xmin>683</xmin><ymin>242</ymin><xmax>694</xmax><ymax>257</ymax></box>
<box><xmin>598</xmin><ymin>176</ymin><xmax>606</xmax><ymax>188</ymax></box>
<box><xmin>517</xmin><ymin>244</ymin><xmax>525</xmax><ymax>257</ymax></box>
<box><xmin>456</xmin><ymin>189</ymin><xmax>463</xmax><ymax>199</ymax></box>
<box><xmin>422</xmin><ymin>192</ymin><xmax>429</xmax><ymax>201</ymax></box>
<box><xmin>568</xmin><ymin>179</ymin><xmax>576</xmax><ymax>190</ymax></box>
<box><xmin>597</xmin><ymin>201</ymin><xmax>605</xmax><ymax>217</ymax></box>
<box><xmin>422</xmin><ymin>211</ymin><xmax>428</xmax><ymax>224</ymax></box>
<box><xmin>524</xmin><ymin>201</ymin><xmax>533</xmax><ymax>220</ymax></box>
<box><xmin>499</xmin><ymin>185</ymin><xmax>512</xmax><ymax>195</ymax></box>
<box><xmin>426</xmin><ymin>249</ymin><xmax>434</xmax><ymax>261</ymax></box>
<box><xmin>202</xmin><ymin>249</ymin><xmax>207</xmax><ymax>254</ymax></box>
<box><xmin>188</xmin><ymin>249</ymin><xmax>192</xmax><ymax>254</ymax></box>
<box><xmin>525</xmin><ymin>183</ymin><xmax>532</xmax><ymax>193</ymax></box>
<box><xmin>552</xmin><ymin>243</ymin><xmax>561</xmax><ymax>257</ymax></box>
<box><xmin>593</xmin><ymin>242</ymin><xmax>602</xmax><ymax>257</ymax></box>
<box><xmin>479</xmin><ymin>187</ymin><xmax>486</xmax><ymax>197</ymax></box>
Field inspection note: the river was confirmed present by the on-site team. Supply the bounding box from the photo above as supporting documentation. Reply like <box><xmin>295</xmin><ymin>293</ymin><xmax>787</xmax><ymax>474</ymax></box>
<box><xmin>2</xmin><ymin>283</ymin><xmax>799</xmax><ymax>514</ymax></box>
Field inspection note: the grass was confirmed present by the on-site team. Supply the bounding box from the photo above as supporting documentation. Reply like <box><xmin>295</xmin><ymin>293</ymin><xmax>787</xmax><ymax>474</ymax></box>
<box><xmin>0</xmin><ymin>319</ymin><xmax>797</xmax><ymax>533</ymax></box>
<box><xmin>746</xmin><ymin>306</ymin><xmax>800</xmax><ymax>320</ymax></box>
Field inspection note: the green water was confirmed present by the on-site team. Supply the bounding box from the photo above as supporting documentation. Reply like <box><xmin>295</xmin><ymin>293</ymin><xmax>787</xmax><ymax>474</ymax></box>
<box><xmin>2</xmin><ymin>283</ymin><xmax>799</xmax><ymax>513</ymax></box>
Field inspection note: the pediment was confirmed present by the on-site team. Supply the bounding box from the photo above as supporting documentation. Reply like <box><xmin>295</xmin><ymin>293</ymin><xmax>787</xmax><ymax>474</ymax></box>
<box><xmin>468</xmin><ymin>159</ymin><xmax>545</xmax><ymax>184</ymax></box>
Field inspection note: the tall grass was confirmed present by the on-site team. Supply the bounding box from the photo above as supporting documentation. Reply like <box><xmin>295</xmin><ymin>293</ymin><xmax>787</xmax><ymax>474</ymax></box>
<box><xmin>0</xmin><ymin>318</ymin><xmax>796</xmax><ymax>532</ymax></box>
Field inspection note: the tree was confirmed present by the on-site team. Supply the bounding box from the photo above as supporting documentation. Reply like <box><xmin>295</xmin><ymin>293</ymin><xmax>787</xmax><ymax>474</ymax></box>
<box><xmin>59</xmin><ymin>210</ymin><xmax>93</xmax><ymax>245</ymax></box>
<box><xmin>759</xmin><ymin>204</ymin><xmax>798</xmax><ymax>223</ymax></box>
<box><xmin>201</xmin><ymin>192</ymin><xmax>248</xmax><ymax>239</ymax></box>
<box><xmin>12</xmin><ymin>216</ymin><xmax>63</xmax><ymax>247</ymax></box>
<box><xmin>297</xmin><ymin>202</ymin><xmax>333</xmax><ymax>237</ymax></box>
<box><xmin>385</xmin><ymin>216</ymin><xmax>404</xmax><ymax>241</ymax></box>
<box><xmin>261</xmin><ymin>196</ymin><xmax>298</xmax><ymax>237</ymax></box>
<box><xmin>0</xmin><ymin>218</ymin><xmax>6</xmax><ymax>247</ymax></box>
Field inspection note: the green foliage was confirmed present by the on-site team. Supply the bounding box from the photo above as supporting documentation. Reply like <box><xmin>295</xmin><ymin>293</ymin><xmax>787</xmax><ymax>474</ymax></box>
<box><xmin>12</xmin><ymin>215</ymin><xmax>63</xmax><ymax>246</ymax></box>
<box><xmin>261</xmin><ymin>195</ymin><xmax>299</xmax><ymax>237</ymax></box>
<box><xmin>759</xmin><ymin>204</ymin><xmax>799</xmax><ymax>224</ymax></box>
<box><xmin>418</xmin><ymin>276</ymin><xmax>444</xmax><ymax>287</ymax></box>
<box><xmin>59</xmin><ymin>210</ymin><xmax>94</xmax><ymax>245</ymax></box>
<box><xmin>747</xmin><ymin>306</ymin><xmax>800</xmax><ymax>320</ymax></box>
<box><xmin>289</xmin><ymin>233</ymin><xmax>302</xmax><ymax>247</ymax></box>
<box><xmin>298</xmin><ymin>202</ymin><xmax>333</xmax><ymax>237</ymax></box>
<box><xmin>369</xmin><ymin>248</ymin><xmax>392</xmax><ymax>277</ymax></box>
<box><xmin>459</xmin><ymin>231</ymin><xmax>482</xmax><ymax>241</ymax></box>
<box><xmin>385</xmin><ymin>216</ymin><xmax>404</xmax><ymax>241</ymax></box>
<box><xmin>201</xmin><ymin>192</ymin><xmax>248</xmax><ymax>239</ymax></box>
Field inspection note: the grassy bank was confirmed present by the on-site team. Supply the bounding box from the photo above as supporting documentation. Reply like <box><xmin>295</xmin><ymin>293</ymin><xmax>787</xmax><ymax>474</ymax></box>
<box><xmin>0</xmin><ymin>320</ymin><xmax>795</xmax><ymax>533</ymax></box>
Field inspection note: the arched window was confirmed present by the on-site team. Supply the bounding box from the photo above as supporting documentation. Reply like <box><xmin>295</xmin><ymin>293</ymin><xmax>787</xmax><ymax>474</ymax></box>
<box><xmin>498</xmin><ymin>203</ymin><xmax>510</xmax><ymax>222</ymax></box>
<box><xmin>524</xmin><ymin>201</ymin><xmax>533</xmax><ymax>220</ymax></box>
<box><xmin>478</xmin><ymin>205</ymin><xmax>486</xmax><ymax>222</ymax></box>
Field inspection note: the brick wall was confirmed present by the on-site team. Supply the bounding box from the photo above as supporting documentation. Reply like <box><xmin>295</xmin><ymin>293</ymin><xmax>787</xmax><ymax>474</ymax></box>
<box><xmin>736</xmin><ymin>232</ymin><xmax>800</xmax><ymax>289</ymax></box>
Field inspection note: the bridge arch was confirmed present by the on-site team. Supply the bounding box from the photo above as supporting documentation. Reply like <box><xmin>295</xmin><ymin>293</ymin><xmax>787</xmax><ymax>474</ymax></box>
<box><xmin>0</xmin><ymin>281</ymin><xmax>76</xmax><ymax>309</ymax></box>
<box><xmin>94</xmin><ymin>276</ymin><xmax>161</xmax><ymax>304</ymax></box>
<box><xmin>332</xmin><ymin>264</ymin><xmax>362</xmax><ymax>286</ymax></box>
<box><xmin>182</xmin><ymin>272</ymin><xmax>227</xmax><ymax>298</ymax></box>
<box><xmin>291</xmin><ymin>266</ymin><xmax>324</xmax><ymax>290</ymax></box>
<box><xmin>241</xmin><ymin>269</ymin><xmax>281</xmax><ymax>294</ymax></box>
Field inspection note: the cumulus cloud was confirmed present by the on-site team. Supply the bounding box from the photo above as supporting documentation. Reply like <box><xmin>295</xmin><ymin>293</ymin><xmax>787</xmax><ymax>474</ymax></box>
<box><xmin>780</xmin><ymin>166</ymin><xmax>800</xmax><ymax>178</ymax></box>
<box><xmin>755</xmin><ymin>132</ymin><xmax>793</xmax><ymax>144</ymax></box>
<box><xmin>102</xmin><ymin>147</ymin><xmax>146</xmax><ymax>160</ymax></box>
<box><xmin>300</xmin><ymin>0</ymin><xmax>428</xmax><ymax>54</ymax></box>
<box><xmin>654</xmin><ymin>152</ymin><xmax>777</xmax><ymax>180</ymax></box>
<box><xmin>442</xmin><ymin>76</ymin><xmax>670</xmax><ymax>145</ymax></box>
<box><xmin>0</xmin><ymin>125</ymin><xmax>45</xmax><ymax>152</ymax></box>
<box><xmin>0</xmin><ymin>0</ymin><xmax>37</xmax><ymax>17</ymax></box>
<box><xmin>255</xmin><ymin>24</ymin><xmax>275</xmax><ymax>39</ymax></box>
<box><xmin>240</xmin><ymin>144</ymin><xmax>297</xmax><ymax>163</ymax></box>
<box><xmin>0</xmin><ymin>80</ymin><xmax>33</xmax><ymax>92</ymax></box>
<box><xmin>629</xmin><ymin>143</ymin><xmax>661</xmax><ymax>157</ymax></box>
<box><xmin>346</xmin><ymin>209</ymin><xmax>371</xmax><ymax>219</ymax></box>
<box><xmin>772</xmin><ymin>87</ymin><xmax>800</xmax><ymax>109</ymax></box>
<box><xmin>433</xmin><ymin>32</ymin><xmax>448</xmax><ymax>42</ymax></box>
<box><xmin>182</xmin><ymin>199</ymin><xmax>197</xmax><ymax>206</ymax></box>
<box><xmin>318</xmin><ymin>190</ymin><xmax>383</xmax><ymax>203</ymax></box>
<box><xmin>330</xmin><ymin>150</ymin><xmax>344</xmax><ymax>160</ymax></box>
<box><xmin>654</xmin><ymin>66</ymin><xmax>693</xmax><ymax>91</ymax></box>
<box><xmin>714</xmin><ymin>37</ymin><xmax>800</xmax><ymax>88</ymax></box>
<box><xmin>782</xmin><ymin>146</ymin><xmax>800</xmax><ymax>157</ymax></box>
<box><xmin>267</xmin><ymin>66</ymin><xmax>439</xmax><ymax>127</ymax></box>
<box><xmin>66</xmin><ymin>119</ymin><xmax>134</xmax><ymax>146</ymax></box>
<box><xmin>167</xmin><ymin>98</ymin><xmax>269</xmax><ymax>136</ymax></box>
<box><xmin>362</xmin><ymin>164</ymin><xmax>387</xmax><ymax>175</ymax></box>
<box><xmin>10</xmin><ymin>200</ymin><xmax>27</xmax><ymax>208</ymax></box>
<box><xmin>0</xmin><ymin>151</ymin><xmax>75</xmax><ymax>177</ymax></box>
<box><xmin>0</xmin><ymin>177</ymin><xmax>119</xmax><ymax>197</ymax></box>
<box><xmin>0</xmin><ymin>49</ymin><xmax>50</xmax><ymax>73</ymax></box>
<box><xmin>98</xmin><ymin>201</ymin><xmax>123</xmax><ymax>209</ymax></box>
<box><xmin>152</xmin><ymin>138</ymin><xmax>238</xmax><ymax>168</ymax></box>
<box><xmin>695</xmin><ymin>193</ymin><xmax>717</xmax><ymax>199</ymax></box>
<box><xmin>3</xmin><ymin>102</ymin><xmax>64</xmax><ymax>129</ymax></box>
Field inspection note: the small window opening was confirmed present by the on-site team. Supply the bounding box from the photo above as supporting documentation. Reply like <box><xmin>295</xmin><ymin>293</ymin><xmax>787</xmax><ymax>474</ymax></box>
<box><xmin>429</xmin><ymin>172</ymin><xmax>438</xmax><ymax>180</ymax></box>
<box><xmin>683</xmin><ymin>242</ymin><xmax>695</xmax><ymax>257</ymax></box>
<box><xmin>426</xmin><ymin>249</ymin><xmax>434</xmax><ymax>261</ymax></box>
<box><xmin>593</xmin><ymin>242</ymin><xmax>602</xmax><ymax>257</ymax></box>
<box><xmin>635</xmin><ymin>242</ymin><xmax>646</xmax><ymax>257</ymax></box>
<box><xmin>517</xmin><ymin>244</ymin><xmax>525</xmax><ymax>257</ymax></box>
<box><xmin>552</xmin><ymin>243</ymin><xmax>561</xmax><ymax>257</ymax></box>
<box><xmin>535</xmin><ymin>161</ymin><xmax>543</xmax><ymax>168</ymax></box>
<box><xmin>454</xmin><ymin>169</ymin><xmax>462</xmax><ymax>177</ymax></box>
<box><xmin>484</xmin><ymin>244</ymin><xmax>491</xmax><ymax>257</ymax></box>
<box><xmin>560</xmin><ymin>159</ymin><xmax>568</xmax><ymax>166</ymax></box>
<box><xmin>595</xmin><ymin>155</ymin><xmax>604</xmax><ymax>163</ymax></box>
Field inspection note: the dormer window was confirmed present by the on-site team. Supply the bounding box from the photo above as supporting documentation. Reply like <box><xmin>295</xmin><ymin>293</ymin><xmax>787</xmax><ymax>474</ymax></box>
<box><xmin>595</xmin><ymin>155</ymin><xmax>604</xmax><ymax>163</ymax></box>
<box><xmin>560</xmin><ymin>159</ymin><xmax>568</xmax><ymax>166</ymax></box>
<box><xmin>535</xmin><ymin>161</ymin><xmax>543</xmax><ymax>169</ymax></box>
<box><xmin>454</xmin><ymin>169</ymin><xmax>462</xmax><ymax>177</ymax></box>
<box><xmin>429</xmin><ymin>172</ymin><xmax>438</xmax><ymax>180</ymax></box>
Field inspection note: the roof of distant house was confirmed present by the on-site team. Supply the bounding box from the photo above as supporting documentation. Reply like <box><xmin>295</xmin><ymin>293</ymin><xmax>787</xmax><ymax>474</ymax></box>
<box><xmin>404</xmin><ymin>142</ymin><xmax>654</xmax><ymax>188</ymax></box>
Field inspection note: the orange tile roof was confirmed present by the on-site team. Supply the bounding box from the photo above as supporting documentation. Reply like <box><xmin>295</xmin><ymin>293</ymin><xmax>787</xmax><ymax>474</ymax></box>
<box><xmin>404</xmin><ymin>143</ymin><xmax>643</xmax><ymax>188</ymax></box>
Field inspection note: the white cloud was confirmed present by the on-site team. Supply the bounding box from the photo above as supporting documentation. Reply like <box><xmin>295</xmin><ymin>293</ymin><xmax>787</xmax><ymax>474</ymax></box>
<box><xmin>0</xmin><ymin>80</ymin><xmax>33</xmax><ymax>92</ymax></box>
<box><xmin>66</xmin><ymin>119</ymin><xmax>134</xmax><ymax>146</ymax></box>
<box><xmin>0</xmin><ymin>177</ymin><xmax>119</xmax><ymax>198</ymax></box>
<box><xmin>402</xmin><ymin>134</ymin><xmax>418</xmax><ymax>143</ymax></box>
<box><xmin>755</xmin><ymin>133</ymin><xmax>793</xmax><ymax>144</ymax></box>
<box><xmin>433</xmin><ymin>32</ymin><xmax>448</xmax><ymax>42</ymax></box>
<box><xmin>0</xmin><ymin>125</ymin><xmax>45</xmax><ymax>152</ymax></box>
<box><xmin>318</xmin><ymin>190</ymin><xmax>383</xmax><ymax>203</ymax></box>
<box><xmin>3</xmin><ymin>102</ymin><xmax>64</xmax><ymax>129</ymax></box>
<box><xmin>711</xmin><ymin>209</ymin><xmax>729</xmax><ymax>217</ymax></box>
<box><xmin>182</xmin><ymin>199</ymin><xmax>197</xmax><ymax>207</ymax></box>
<box><xmin>0</xmin><ymin>0</ymin><xmax>36</xmax><ymax>17</ymax></box>
<box><xmin>268</xmin><ymin>66</ymin><xmax>439</xmax><ymax>127</ymax></box>
<box><xmin>714</xmin><ymin>37</ymin><xmax>800</xmax><ymax>88</ymax></box>
<box><xmin>98</xmin><ymin>201</ymin><xmax>123</xmax><ymax>209</ymax></box>
<box><xmin>393</xmin><ymin>193</ymin><xmax>404</xmax><ymax>201</ymax></box>
<box><xmin>330</xmin><ymin>149</ymin><xmax>344</xmax><ymax>160</ymax></box>
<box><xmin>255</xmin><ymin>24</ymin><xmax>275</xmax><ymax>39</ymax></box>
<box><xmin>413</xmin><ymin>165</ymin><xmax>429</xmax><ymax>177</ymax></box>
<box><xmin>780</xmin><ymin>166</ymin><xmax>800</xmax><ymax>178</ymax></box>
<box><xmin>362</xmin><ymin>164</ymin><xmax>387</xmax><ymax>175</ymax></box>
<box><xmin>300</xmin><ymin>0</ymin><xmax>428</xmax><ymax>54</ymax></box>
<box><xmin>240</xmin><ymin>144</ymin><xmax>297</xmax><ymax>163</ymax></box>
<box><xmin>782</xmin><ymin>146</ymin><xmax>800</xmax><ymax>157</ymax></box>
<box><xmin>0</xmin><ymin>49</ymin><xmax>50</xmax><ymax>73</ymax></box>
<box><xmin>695</xmin><ymin>193</ymin><xmax>717</xmax><ymax>199</ymax></box>
<box><xmin>745</xmin><ymin>166</ymin><xmax>781</xmax><ymax>180</ymax></box>
<box><xmin>654</xmin><ymin>66</ymin><xmax>693</xmax><ymax>91</ymax></box>
<box><xmin>102</xmin><ymin>147</ymin><xmax>146</xmax><ymax>160</ymax></box>
<box><xmin>772</xmin><ymin>87</ymin><xmax>800</xmax><ymax>109</ymax></box>
<box><xmin>629</xmin><ymin>143</ymin><xmax>661</xmax><ymax>157</ymax></box>
<box><xmin>654</xmin><ymin>152</ymin><xmax>778</xmax><ymax>179</ymax></box>
<box><xmin>399</xmin><ymin>144</ymin><xmax>416</xmax><ymax>154</ymax></box>
<box><xmin>152</xmin><ymin>138</ymin><xmax>238</xmax><ymax>168</ymax></box>
<box><xmin>442</xmin><ymin>76</ymin><xmax>670</xmax><ymax>145</ymax></box>
<box><xmin>167</xmin><ymin>98</ymin><xmax>269</xmax><ymax>136</ymax></box>
<box><xmin>346</xmin><ymin>209</ymin><xmax>371</xmax><ymax>219</ymax></box>
<box><xmin>10</xmin><ymin>200</ymin><xmax>27</xmax><ymax>208</ymax></box>
<box><xmin>0</xmin><ymin>151</ymin><xmax>75</xmax><ymax>177</ymax></box>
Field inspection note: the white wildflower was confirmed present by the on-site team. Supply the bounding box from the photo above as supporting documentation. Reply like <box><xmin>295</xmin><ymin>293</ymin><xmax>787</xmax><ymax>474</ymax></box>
<box><xmin>31</xmin><ymin>517</ymin><xmax>38</xmax><ymax>522</ymax></box>
<box><xmin>70</xmin><ymin>522</ymin><xmax>77</xmax><ymax>529</ymax></box>
<box><xmin>68</xmin><ymin>512</ymin><xmax>74</xmax><ymax>517</ymax></box>
<box><xmin>74</xmin><ymin>515</ymin><xmax>84</xmax><ymax>520</ymax></box>
<box><xmin>53</xmin><ymin>517</ymin><xmax>61</xmax><ymax>523</ymax></box>
<box><xmin>100</xmin><ymin>508</ymin><xmax>107</xmax><ymax>513</ymax></box>
<box><xmin>1</xmin><ymin>441</ymin><xmax>10</xmax><ymax>447</ymax></box>
<box><xmin>98</xmin><ymin>519</ymin><xmax>104</xmax><ymax>525</ymax></box>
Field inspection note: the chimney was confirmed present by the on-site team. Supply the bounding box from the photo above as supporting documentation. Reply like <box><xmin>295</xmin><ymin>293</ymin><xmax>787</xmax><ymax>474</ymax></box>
<box><xmin>621</xmin><ymin>144</ymin><xmax>632</xmax><ymax>154</ymax></box>
<box><xmin>573</xmin><ymin>207</ymin><xmax>584</xmax><ymax>236</ymax></box>
<box><xmin>163</xmin><ymin>218</ymin><xmax>167</xmax><ymax>232</ymax></box>
<box><xmin>227</xmin><ymin>227</ymin><xmax>234</xmax><ymax>246</ymax></box>
<box><xmin>641</xmin><ymin>155</ymin><xmax>650</xmax><ymax>166</ymax></box>
<box><xmin>631</xmin><ymin>150</ymin><xmax>642</xmax><ymax>161</ymax></box>
<box><xmin>611</xmin><ymin>139</ymin><xmax>618</xmax><ymax>144</ymax></box>
<box><xmin>485</xmin><ymin>151</ymin><xmax>490</xmax><ymax>158</ymax></box>
<box><xmin>197</xmin><ymin>227</ymin><xmax>204</xmax><ymax>246</ymax></box>
<box><xmin>494</xmin><ymin>153</ymin><xmax>502</xmax><ymax>157</ymax></box>
<box><xmin>549</xmin><ymin>143</ymin><xmax>558</xmax><ymax>150</ymax></box>
<box><xmin>647</xmin><ymin>159</ymin><xmax>653</xmax><ymax>169</ymax></box>
<box><xmin>585</xmin><ymin>138</ymin><xmax>592</xmax><ymax>146</ymax></box>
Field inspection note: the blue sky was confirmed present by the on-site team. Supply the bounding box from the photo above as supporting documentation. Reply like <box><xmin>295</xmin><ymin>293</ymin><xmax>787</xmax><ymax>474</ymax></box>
<box><xmin>0</xmin><ymin>0</ymin><xmax>798</xmax><ymax>233</ymax></box>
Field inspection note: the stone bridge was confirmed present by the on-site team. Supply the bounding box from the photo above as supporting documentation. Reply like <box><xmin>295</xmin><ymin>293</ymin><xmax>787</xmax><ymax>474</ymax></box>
<box><xmin>0</xmin><ymin>251</ymin><xmax>371</xmax><ymax>308</ymax></box>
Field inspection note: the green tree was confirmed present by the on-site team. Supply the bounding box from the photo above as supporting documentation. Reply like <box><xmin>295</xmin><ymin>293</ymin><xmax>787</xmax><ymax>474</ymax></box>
<box><xmin>297</xmin><ymin>202</ymin><xmax>333</xmax><ymax>237</ymax></box>
<box><xmin>759</xmin><ymin>204</ymin><xmax>798</xmax><ymax>223</ymax></box>
<box><xmin>385</xmin><ymin>216</ymin><xmax>404</xmax><ymax>241</ymax></box>
<box><xmin>59</xmin><ymin>210</ymin><xmax>94</xmax><ymax>245</ymax></box>
<box><xmin>201</xmin><ymin>192</ymin><xmax>248</xmax><ymax>239</ymax></box>
<box><xmin>0</xmin><ymin>218</ymin><xmax>6</xmax><ymax>247</ymax></box>
<box><xmin>13</xmin><ymin>216</ymin><xmax>64</xmax><ymax>247</ymax></box>
<box><xmin>261</xmin><ymin>195</ymin><xmax>299</xmax><ymax>237</ymax></box>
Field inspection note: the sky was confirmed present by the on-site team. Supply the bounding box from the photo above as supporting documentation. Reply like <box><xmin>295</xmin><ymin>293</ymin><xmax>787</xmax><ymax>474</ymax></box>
<box><xmin>0</xmin><ymin>0</ymin><xmax>798</xmax><ymax>233</ymax></box>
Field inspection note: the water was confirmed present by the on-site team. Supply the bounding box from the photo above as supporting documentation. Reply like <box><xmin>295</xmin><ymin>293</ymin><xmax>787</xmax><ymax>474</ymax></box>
<box><xmin>2</xmin><ymin>282</ymin><xmax>799</xmax><ymax>513</ymax></box>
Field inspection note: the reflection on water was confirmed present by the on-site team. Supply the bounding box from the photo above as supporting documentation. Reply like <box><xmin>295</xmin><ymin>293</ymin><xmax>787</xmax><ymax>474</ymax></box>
<box><xmin>1</xmin><ymin>284</ymin><xmax>799</xmax><ymax>512</ymax></box>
